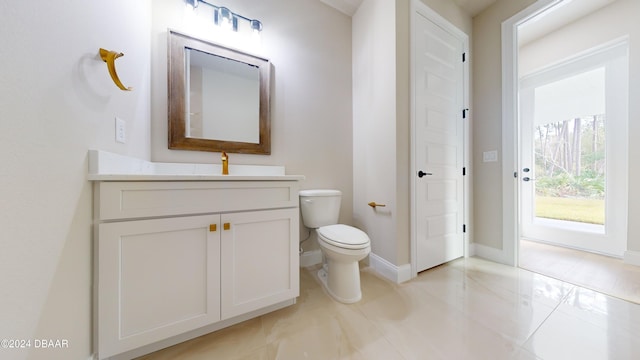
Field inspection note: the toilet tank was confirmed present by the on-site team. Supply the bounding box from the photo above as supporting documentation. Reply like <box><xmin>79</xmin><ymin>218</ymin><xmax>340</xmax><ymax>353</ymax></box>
<box><xmin>299</xmin><ymin>189</ymin><xmax>342</xmax><ymax>228</ymax></box>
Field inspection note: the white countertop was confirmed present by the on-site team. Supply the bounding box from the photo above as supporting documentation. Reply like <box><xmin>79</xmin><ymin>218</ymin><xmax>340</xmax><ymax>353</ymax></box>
<box><xmin>88</xmin><ymin>174</ymin><xmax>306</xmax><ymax>181</ymax></box>
<box><xmin>87</xmin><ymin>150</ymin><xmax>305</xmax><ymax>182</ymax></box>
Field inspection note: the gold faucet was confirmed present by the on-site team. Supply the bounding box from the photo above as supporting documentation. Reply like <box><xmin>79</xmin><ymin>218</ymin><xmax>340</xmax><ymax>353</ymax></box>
<box><xmin>221</xmin><ymin>151</ymin><xmax>229</xmax><ymax>175</ymax></box>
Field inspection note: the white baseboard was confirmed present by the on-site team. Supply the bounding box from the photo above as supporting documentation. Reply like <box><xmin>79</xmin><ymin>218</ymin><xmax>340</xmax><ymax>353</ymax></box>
<box><xmin>369</xmin><ymin>252</ymin><xmax>412</xmax><ymax>283</ymax></box>
<box><xmin>467</xmin><ymin>242</ymin><xmax>477</xmax><ymax>257</ymax></box>
<box><xmin>624</xmin><ymin>250</ymin><xmax>640</xmax><ymax>266</ymax></box>
<box><xmin>301</xmin><ymin>250</ymin><xmax>413</xmax><ymax>283</ymax></box>
<box><xmin>300</xmin><ymin>249</ymin><xmax>322</xmax><ymax>267</ymax></box>
<box><xmin>472</xmin><ymin>243</ymin><xmax>513</xmax><ymax>266</ymax></box>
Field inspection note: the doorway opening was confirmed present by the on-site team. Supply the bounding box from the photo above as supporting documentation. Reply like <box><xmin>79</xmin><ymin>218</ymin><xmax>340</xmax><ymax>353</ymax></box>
<box><xmin>410</xmin><ymin>0</ymin><xmax>469</xmax><ymax>276</ymax></box>
<box><xmin>518</xmin><ymin>38</ymin><xmax>629</xmax><ymax>257</ymax></box>
<box><xmin>503</xmin><ymin>0</ymin><xmax>630</xmax><ymax>296</ymax></box>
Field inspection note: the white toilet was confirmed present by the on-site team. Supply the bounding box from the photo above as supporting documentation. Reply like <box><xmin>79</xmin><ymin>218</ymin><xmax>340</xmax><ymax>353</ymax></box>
<box><xmin>299</xmin><ymin>189</ymin><xmax>371</xmax><ymax>303</ymax></box>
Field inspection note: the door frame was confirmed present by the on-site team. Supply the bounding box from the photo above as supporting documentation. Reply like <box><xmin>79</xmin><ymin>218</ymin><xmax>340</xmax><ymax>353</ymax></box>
<box><xmin>410</xmin><ymin>0</ymin><xmax>470</xmax><ymax>277</ymax></box>
<box><xmin>501</xmin><ymin>0</ymin><xmax>577</xmax><ymax>266</ymax></box>
<box><xmin>518</xmin><ymin>40</ymin><xmax>629</xmax><ymax>256</ymax></box>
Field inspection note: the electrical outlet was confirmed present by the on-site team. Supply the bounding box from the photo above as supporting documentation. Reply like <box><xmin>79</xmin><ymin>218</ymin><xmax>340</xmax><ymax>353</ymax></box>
<box><xmin>483</xmin><ymin>150</ymin><xmax>498</xmax><ymax>162</ymax></box>
<box><xmin>115</xmin><ymin>117</ymin><xmax>126</xmax><ymax>143</ymax></box>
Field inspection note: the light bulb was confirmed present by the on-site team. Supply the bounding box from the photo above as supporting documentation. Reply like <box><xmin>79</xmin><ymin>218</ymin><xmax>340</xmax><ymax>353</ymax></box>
<box><xmin>185</xmin><ymin>0</ymin><xmax>198</xmax><ymax>10</ymax></box>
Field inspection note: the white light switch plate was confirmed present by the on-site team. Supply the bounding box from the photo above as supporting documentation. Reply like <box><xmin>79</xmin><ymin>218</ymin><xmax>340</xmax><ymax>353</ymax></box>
<box><xmin>115</xmin><ymin>117</ymin><xmax>126</xmax><ymax>143</ymax></box>
<box><xmin>483</xmin><ymin>150</ymin><xmax>498</xmax><ymax>162</ymax></box>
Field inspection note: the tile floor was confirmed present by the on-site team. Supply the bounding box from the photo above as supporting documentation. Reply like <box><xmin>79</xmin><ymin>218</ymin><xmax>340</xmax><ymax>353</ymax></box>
<box><xmin>520</xmin><ymin>239</ymin><xmax>640</xmax><ymax>304</ymax></box>
<box><xmin>139</xmin><ymin>257</ymin><xmax>640</xmax><ymax>360</ymax></box>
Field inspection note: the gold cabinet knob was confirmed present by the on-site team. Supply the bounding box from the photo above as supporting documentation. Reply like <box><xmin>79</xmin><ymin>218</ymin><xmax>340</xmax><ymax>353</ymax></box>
<box><xmin>223</xmin><ymin>223</ymin><xmax>231</xmax><ymax>230</ymax></box>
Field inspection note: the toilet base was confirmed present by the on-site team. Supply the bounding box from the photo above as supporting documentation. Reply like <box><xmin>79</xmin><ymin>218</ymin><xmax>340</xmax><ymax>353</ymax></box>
<box><xmin>317</xmin><ymin>263</ymin><xmax>362</xmax><ymax>304</ymax></box>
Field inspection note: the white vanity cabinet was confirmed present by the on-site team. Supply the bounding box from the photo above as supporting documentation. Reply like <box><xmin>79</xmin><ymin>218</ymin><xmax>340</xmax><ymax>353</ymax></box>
<box><xmin>219</xmin><ymin>208</ymin><xmax>299</xmax><ymax>320</ymax></box>
<box><xmin>93</xmin><ymin>180</ymin><xmax>300</xmax><ymax>360</ymax></box>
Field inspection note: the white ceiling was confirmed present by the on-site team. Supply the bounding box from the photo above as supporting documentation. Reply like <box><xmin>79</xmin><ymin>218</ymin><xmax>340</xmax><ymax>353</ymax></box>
<box><xmin>319</xmin><ymin>0</ymin><xmax>363</xmax><ymax>16</ymax></box>
<box><xmin>450</xmin><ymin>0</ymin><xmax>499</xmax><ymax>17</ymax></box>
<box><xmin>320</xmin><ymin>0</ymin><xmax>498</xmax><ymax>17</ymax></box>
<box><xmin>319</xmin><ymin>0</ymin><xmax>616</xmax><ymax>45</ymax></box>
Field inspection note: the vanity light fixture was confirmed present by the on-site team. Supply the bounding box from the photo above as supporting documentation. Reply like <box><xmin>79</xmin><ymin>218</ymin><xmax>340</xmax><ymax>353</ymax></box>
<box><xmin>250</xmin><ymin>19</ymin><xmax>263</xmax><ymax>34</ymax></box>
<box><xmin>185</xmin><ymin>0</ymin><xmax>263</xmax><ymax>35</ymax></box>
<box><xmin>185</xmin><ymin>0</ymin><xmax>198</xmax><ymax>9</ymax></box>
<box><xmin>214</xmin><ymin>7</ymin><xmax>237</xmax><ymax>31</ymax></box>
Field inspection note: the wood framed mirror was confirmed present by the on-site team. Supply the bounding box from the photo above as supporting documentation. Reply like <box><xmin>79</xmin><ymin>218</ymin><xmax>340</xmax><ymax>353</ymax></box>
<box><xmin>168</xmin><ymin>30</ymin><xmax>271</xmax><ymax>154</ymax></box>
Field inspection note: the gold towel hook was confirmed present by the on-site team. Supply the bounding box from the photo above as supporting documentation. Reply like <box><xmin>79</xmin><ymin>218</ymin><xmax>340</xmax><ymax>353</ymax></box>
<box><xmin>99</xmin><ymin>48</ymin><xmax>132</xmax><ymax>91</ymax></box>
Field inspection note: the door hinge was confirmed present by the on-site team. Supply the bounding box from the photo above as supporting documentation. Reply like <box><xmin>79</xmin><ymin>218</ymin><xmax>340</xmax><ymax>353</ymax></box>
<box><xmin>462</xmin><ymin>52</ymin><xmax>466</xmax><ymax>62</ymax></box>
<box><xmin>463</xmin><ymin>224</ymin><xmax>467</xmax><ymax>233</ymax></box>
<box><xmin>462</xmin><ymin>167</ymin><xmax>466</xmax><ymax>176</ymax></box>
<box><xmin>463</xmin><ymin>108</ymin><xmax>469</xmax><ymax>119</ymax></box>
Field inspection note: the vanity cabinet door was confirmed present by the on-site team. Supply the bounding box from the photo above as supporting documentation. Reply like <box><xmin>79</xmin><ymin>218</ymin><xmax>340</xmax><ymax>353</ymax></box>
<box><xmin>97</xmin><ymin>215</ymin><xmax>221</xmax><ymax>359</ymax></box>
<box><xmin>220</xmin><ymin>208</ymin><xmax>299</xmax><ymax>320</ymax></box>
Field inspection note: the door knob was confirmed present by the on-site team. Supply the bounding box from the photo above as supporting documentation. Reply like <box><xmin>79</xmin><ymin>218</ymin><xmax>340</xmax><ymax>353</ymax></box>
<box><xmin>523</xmin><ymin>177</ymin><xmax>535</xmax><ymax>182</ymax></box>
<box><xmin>523</xmin><ymin>168</ymin><xmax>530</xmax><ymax>172</ymax></box>
<box><xmin>418</xmin><ymin>170</ymin><xmax>432</xmax><ymax>178</ymax></box>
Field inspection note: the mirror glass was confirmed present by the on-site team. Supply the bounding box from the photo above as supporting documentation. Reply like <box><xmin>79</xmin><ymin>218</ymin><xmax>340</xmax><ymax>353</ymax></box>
<box><xmin>187</xmin><ymin>49</ymin><xmax>260</xmax><ymax>143</ymax></box>
<box><xmin>168</xmin><ymin>30</ymin><xmax>271</xmax><ymax>154</ymax></box>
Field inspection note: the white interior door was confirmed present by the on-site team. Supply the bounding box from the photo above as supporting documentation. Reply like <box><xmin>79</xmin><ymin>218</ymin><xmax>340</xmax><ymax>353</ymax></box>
<box><xmin>413</xmin><ymin>8</ymin><xmax>465</xmax><ymax>272</ymax></box>
<box><xmin>519</xmin><ymin>41</ymin><xmax>629</xmax><ymax>256</ymax></box>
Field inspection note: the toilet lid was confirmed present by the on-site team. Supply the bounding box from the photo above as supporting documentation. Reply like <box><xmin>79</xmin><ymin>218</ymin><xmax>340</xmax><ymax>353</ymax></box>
<box><xmin>317</xmin><ymin>224</ymin><xmax>370</xmax><ymax>249</ymax></box>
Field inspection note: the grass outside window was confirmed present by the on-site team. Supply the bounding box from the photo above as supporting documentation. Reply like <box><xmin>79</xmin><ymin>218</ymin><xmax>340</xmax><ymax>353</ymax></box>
<box><xmin>535</xmin><ymin>196</ymin><xmax>604</xmax><ymax>225</ymax></box>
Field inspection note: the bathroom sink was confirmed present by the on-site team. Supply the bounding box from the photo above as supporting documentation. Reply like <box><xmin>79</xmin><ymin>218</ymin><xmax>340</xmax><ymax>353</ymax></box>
<box><xmin>87</xmin><ymin>150</ymin><xmax>304</xmax><ymax>181</ymax></box>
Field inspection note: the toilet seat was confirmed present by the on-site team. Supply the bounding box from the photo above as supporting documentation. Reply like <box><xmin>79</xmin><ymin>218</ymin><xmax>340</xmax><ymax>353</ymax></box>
<box><xmin>317</xmin><ymin>224</ymin><xmax>370</xmax><ymax>250</ymax></box>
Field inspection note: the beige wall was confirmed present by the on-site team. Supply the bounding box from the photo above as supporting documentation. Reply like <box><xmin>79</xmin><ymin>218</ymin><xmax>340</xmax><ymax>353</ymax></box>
<box><xmin>472</xmin><ymin>0</ymin><xmax>536</xmax><ymax>250</ymax></box>
<box><xmin>151</xmin><ymin>0</ymin><xmax>354</xmax><ymax>229</ymax></box>
<box><xmin>0</xmin><ymin>1</ymin><xmax>352</xmax><ymax>359</ymax></box>
<box><xmin>151</xmin><ymin>0</ymin><xmax>354</xmax><ymax>253</ymax></box>
<box><xmin>0</xmin><ymin>1</ymin><xmax>151</xmax><ymax>359</ymax></box>
<box><xmin>420</xmin><ymin>0</ymin><xmax>473</xmax><ymax>33</ymax></box>
<box><xmin>353</xmin><ymin>0</ymin><xmax>471</xmax><ymax>267</ymax></box>
<box><xmin>353</xmin><ymin>0</ymin><xmax>402</xmax><ymax>265</ymax></box>
<box><xmin>11</xmin><ymin>0</ymin><xmax>637</xmax><ymax>358</ymax></box>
